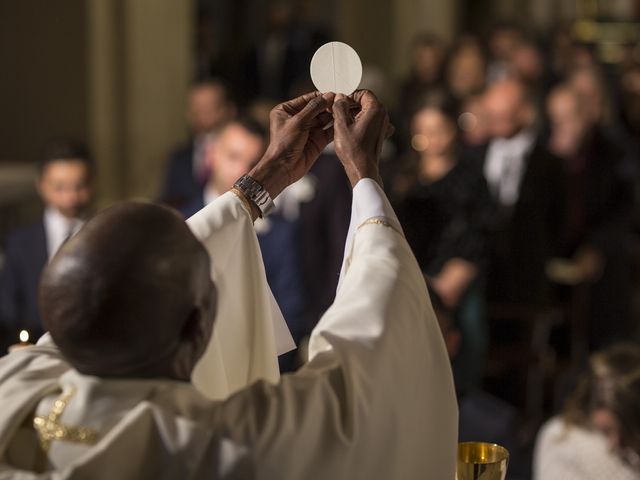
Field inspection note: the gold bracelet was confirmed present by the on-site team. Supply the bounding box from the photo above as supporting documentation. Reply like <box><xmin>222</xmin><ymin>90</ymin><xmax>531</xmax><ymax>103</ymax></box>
<box><xmin>230</xmin><ymin>187</ymin><xmax>256</xmax><ymax>220</ymax></box>
<box><xmin>357</xmin><ymin>217</ymin><xmax>403</xmax><ymax>236</ymax></box>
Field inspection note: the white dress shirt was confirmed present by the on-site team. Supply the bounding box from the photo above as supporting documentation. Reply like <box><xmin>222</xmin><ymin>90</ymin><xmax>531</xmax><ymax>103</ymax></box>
<box><xmin>484</xmin><ymin>129</ymin><xmax>536</xmax><ymax>207</ymax></box>
<box><xmin>43</xmin><ymin>208</ymin><xmax>85</xmax><ymax>260</ymax></box>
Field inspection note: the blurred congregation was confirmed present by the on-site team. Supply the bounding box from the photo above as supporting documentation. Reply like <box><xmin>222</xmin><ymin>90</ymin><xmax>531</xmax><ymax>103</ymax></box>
<box><xmin>2</xmin><ymin>0</ymin><xmax>640</xmax><ymax>478</ymax></box>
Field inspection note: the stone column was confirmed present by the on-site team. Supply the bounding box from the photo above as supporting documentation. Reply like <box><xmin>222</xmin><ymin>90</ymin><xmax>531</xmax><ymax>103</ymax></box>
<box><xmin>87</xmin><ymin>0</ymin><xmax>193</xmax><ymax>204</ymax></box>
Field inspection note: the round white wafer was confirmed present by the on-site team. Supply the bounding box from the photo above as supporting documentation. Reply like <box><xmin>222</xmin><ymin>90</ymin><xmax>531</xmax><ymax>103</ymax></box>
<box><xmin>310</xmin><ymin>41</ymin><xmax>362</xmax><ymax>95</ymax></box>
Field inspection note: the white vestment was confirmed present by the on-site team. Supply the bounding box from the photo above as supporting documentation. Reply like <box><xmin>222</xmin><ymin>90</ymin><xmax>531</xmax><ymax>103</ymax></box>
<box><xmin>0</xmin><ymin>180</ymin><xmax>458</xmax><ymax>479</ymax></box>
<box><xmin>186</xmin><ymin>192</ymin><xmax>295</xmax><ymax>400</ymax></box>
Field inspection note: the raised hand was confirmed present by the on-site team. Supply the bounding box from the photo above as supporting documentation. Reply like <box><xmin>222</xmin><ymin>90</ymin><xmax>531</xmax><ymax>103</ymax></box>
<box><xmin>249</xmin><ymin>91</ymin><xmax>335</xmax><ymax>199</ymax></box>
<box><xmin>331</xmin><ymin>90</ymin><xmax>394</xmax><ymax>187</ymax></box>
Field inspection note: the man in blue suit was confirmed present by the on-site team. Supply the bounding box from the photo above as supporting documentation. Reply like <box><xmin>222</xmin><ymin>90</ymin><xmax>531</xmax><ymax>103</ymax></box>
<box><xmin>182</xmin><ymin>116</ymin><xmax>351</xmax><ymax>372</ymax></box>
<box><xmin>181</xmin><ymin>117</ymin><xmax>308</xmax><ymax>359</ymax></box>
<box><xmin>0</xmin><ymin>140</ymin><xmax>93</xmax><ymax>354</ymax></box>
<box><xmin>160</xmin><ymin>79</ymin><xmax>237</xmax><ymax>209</ymax></box>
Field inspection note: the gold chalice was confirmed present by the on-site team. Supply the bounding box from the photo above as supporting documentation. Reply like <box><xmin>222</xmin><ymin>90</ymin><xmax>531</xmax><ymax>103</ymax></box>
<box><xmin>456</xmin><ymin>442</ymin><xmax>509</xmax><ymax>480</ymax></box>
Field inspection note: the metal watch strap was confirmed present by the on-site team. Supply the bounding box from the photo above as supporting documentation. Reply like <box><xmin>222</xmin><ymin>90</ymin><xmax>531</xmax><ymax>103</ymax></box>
<box><xmin>233</xmin><ymin>175</ymin><xmax>275</xmax><ymax>217</ymax></box>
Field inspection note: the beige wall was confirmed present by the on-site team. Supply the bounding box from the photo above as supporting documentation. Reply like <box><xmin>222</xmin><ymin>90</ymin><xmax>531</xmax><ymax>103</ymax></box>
<box><xmin>0</xmin><ymin>1</ymin><xmax>88</xmax><ymax>163</ymax></box>
<box><xmin>1</xmin><ymin>1</ymin><xmax>193</xmax><ymax>205</ymax></box>
<box><xmin>88</xmin><ymin>0</ymin><xmax>193</xmax><ymax>204</ymax></box>
<box><xmin>337</xmin><ymin>0</ymin><xmax>459</xmax><ymax>81</ymax></box>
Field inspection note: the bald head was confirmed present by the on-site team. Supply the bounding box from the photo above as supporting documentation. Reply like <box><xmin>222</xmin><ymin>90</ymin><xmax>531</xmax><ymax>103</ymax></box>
<box><xmin>483</xmin><ymin>79</ymin><xmax>534</xmax><ymax>139</ymax></box>
<box><xmin>40</xmin><ymin>202</ymin><xmax>216</xmax><ymax>380</ymax></box>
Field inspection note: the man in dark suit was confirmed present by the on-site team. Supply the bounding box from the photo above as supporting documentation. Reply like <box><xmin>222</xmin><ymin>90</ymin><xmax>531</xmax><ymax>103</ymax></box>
<box><xmin>0</xmin><ymin>140</ymin><xmax>93</xmax><ymax>353</ymax></box>
<box><xmin>481</xmin><ymin>79</ymin><xmax>566</xmax><ymax>307</ymax></box>
<box><xmin>547</xmin><ymin>85</ymin><xmax>636</xmax><ymax>348</ymax></box>
<box><xmin>160</xmin><ymin>79</ymin><xmax>236</xmax><ymax>209</ymax></box>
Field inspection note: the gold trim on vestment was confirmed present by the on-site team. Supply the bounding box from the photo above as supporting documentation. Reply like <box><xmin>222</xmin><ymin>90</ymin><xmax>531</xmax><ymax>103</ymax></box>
<box><xmin>33</xmin><ymin>387</ymin><xmax>98</xmax><ymax>453</ymax></box>
<box><xmin>357</xmin><ymin>217</ymin><xmax>402</xmax><ymax>236</ymax></box>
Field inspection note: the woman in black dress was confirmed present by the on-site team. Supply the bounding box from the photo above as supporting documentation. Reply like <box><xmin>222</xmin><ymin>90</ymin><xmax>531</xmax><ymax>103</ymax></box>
<box><xmin>392</xmin><ymin>93</ymin><xmax>492</xmax><ymax>393</ymax></box>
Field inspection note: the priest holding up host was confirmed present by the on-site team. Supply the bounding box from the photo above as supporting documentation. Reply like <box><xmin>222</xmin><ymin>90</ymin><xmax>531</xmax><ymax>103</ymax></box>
<box><xmin>0</xmin><ymin>90</ymin><xmax>458</xmax><ymax>478</ymax></box>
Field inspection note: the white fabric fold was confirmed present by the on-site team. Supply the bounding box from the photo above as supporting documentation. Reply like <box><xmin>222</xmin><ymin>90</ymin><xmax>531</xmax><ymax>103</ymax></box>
<box><xmin>187</xmin><ymin>192</ymin><xmax>294</xmax><ymax>400</ymax></box>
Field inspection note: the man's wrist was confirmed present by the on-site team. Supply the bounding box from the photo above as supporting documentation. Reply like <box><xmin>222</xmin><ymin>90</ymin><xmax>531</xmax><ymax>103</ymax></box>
<box><xmin>233</xmin><ymin>174</ymin><xmax>275</xmax><ymax>218</ymax></box>
<box><xmin>248</xmin><ymin>153</ymin><xmax>287</xmax><ymax>200</ymax></box>
<box><xmin>344</xmin><ymin>163</ymin><xmax>382</xmax><ymax>189</ymax></box>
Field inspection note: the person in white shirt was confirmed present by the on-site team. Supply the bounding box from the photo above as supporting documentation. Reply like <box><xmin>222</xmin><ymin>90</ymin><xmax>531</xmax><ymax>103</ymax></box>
<box><xmin>0</xmin><ymin>90</ymin><xmax>458</xmax><ymax>478</ymax></box>
<box><xmin>534</xmin><ymin>344</ymin><xmax>640</xmax><ymax>480</ymax></box>
<box><xmin>0</xmin><ymin>140</ymin><xmax>93</xmax><ymax>353</ymax></box>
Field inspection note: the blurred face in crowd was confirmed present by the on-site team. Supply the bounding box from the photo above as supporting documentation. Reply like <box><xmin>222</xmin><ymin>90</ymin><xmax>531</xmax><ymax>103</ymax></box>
<box><xmin>483</xmin><ymin>80</ymin><xmax>532</xmax><ymax>139</ymax></box>
<box><xmin>511</xmin><ymin>43</ymin><xmax>544</xmax><ymax>83</ymax></box>
<box><xmin>547</xmin><ymin>86</ymin><xmax>591</xmax><ymax>158</ymax></box>
<box><xmin>188</xmin><ymin>83</ymin><xmax>235</xmax><ymax>135</ymax></box>
<box><xmin>208</xmin><ymin>123</ymin><xmax>265</xmax><ymax>193</ymax></box>
<box><xmin>447</xmin><ymin>47</ymin><xmax>486</xmax><ymax>99</ymax></box>
<box><xmin>569</xmin><ymin>69</ymin><xmax>607</xmax><ymax>125</ymax></box>
<box><xmin>38</xmin><ymin>160</ymin><xmax>92</xmax><ymax>219</ymax></box>
<box><xmin>489</xmin><ymin>26</ymin><xmax>521</xmax><ymax>61</ymax></box>
<box><xmin>267</xmin><ymin>1</ymin><xmax>292</xmax><ymax>32</ymax></box>
<box><xmin>412</xmin><ymin>42</ymin><xmax>444</xmax><ymax>83</ymax></box>
<box><xmin>411</xmin><ymin>108</ymin><xmax>456</xmax><ymax>157</ymax></box>
<box><xmin>459</xmin><ymin>95</ymin><xmax>489</xmax><ymax>147</ymax></box>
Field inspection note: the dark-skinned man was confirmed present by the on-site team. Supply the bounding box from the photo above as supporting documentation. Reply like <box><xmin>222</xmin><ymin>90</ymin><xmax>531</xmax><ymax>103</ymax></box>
<box><xmin>0</xmin><ymin>91</ymin><xmax>457</xmax><ymax>479</ymax></box>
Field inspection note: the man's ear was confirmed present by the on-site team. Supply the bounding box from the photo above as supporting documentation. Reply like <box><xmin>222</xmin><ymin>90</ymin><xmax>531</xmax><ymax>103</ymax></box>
<box><xmin>172</xmin><ymin>308</ymin><xmax>207</xmax><ymax>381</ymax></box>
<box><xmin>181</xmin><ymin>283</ymin><xmax>217</xmax><ymax>355</ymax></box>
<box><xmin>181</xmin><ymin>308</ymin><xmax>202</xmax><ymax>342</ymax></box>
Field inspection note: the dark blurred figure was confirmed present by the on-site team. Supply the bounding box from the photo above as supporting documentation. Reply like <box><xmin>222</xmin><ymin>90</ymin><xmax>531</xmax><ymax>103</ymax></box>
<box><xmin>160</xmin><ymin>79</ymin><xmax>237</xmax><ymax>210</ymax></box>
<box><xmin>548</xmin><ymin>23</ymin><xmax>575</xmax><ymax>82</ymax></box>
<box><xmin>398</xmin><ymin>33</ymin><xmax>446</xmax><ymax>116</ymax></box>
<box><xmin>0</xmin><ymin>140</ymin><xmax>93</xmax><ymax>353</ymax></box>
<box><xmin>510</xmin><ymin>39</ymin><xmax>551</xmax><ymax>98</ymax></box>
<box><xmin>445</xmin><ymin>38</ymin><xmax>487</xmax><ymax>103</ymax></box>
<box><xmin>458</xmin><ymin>93</ymin><xmax>490</xmax><ymax>164</ymax></box>
<box><xmin>432</xmin><ymin>292</ymin><xmax>529</xmax><ymax>480</ymax></box>
<box><xmin>568</xmin><ymin>66</ymin><xmax>640</xmax><ymax>198</ymax></box>
<box><xmin>395</xmin><ymin>33</ymin><xmax>447</xmax><ymax>155</ymax></box>
<box><xmin>568</xmin><ymin>66</ymin><xmax>615</xmax><ymax>129</ymax></box>
<box><xmin>486</xmin><ymin>22</ymin><xmax>523</xmax><ymax>83</ymax></box>
<box><xmin>392</xmin><ymin>93</ymin><xmax>492</xmax><ymax>393</ymax></box>
<box><xmin>194</xmin><ymin>9</ymin><xmax>226</xmax><ymax>80</ymax></box>
<box><xmin>297</xmin><ymin>149</ymin><xmax>351</xmax><ymax>325</ymax></box>
<box><xmin>620</xmin><ymin>63</ymin><xmax>640</xmax><ymax>138</ymax></box>
<box><xmin>481</xmin><ymin>79</ymin><xmax>565</xmax><ymax>306</ymax></box>
<box><xmin>242</xmin><ymin>0</ymin><xmax>328</xmax><ymax>102</ymax></box>
<box><xmin>546</xmin><ymin>85</ymin><xmax>635</xmax><ymax>349</ymax></box>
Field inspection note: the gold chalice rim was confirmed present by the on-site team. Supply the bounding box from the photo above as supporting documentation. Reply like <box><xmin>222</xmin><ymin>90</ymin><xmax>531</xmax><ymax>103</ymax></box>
<box><xmin>458</xmin><ymin>442</ymin><xmax>510</xmax><ymax>465</ymax></box>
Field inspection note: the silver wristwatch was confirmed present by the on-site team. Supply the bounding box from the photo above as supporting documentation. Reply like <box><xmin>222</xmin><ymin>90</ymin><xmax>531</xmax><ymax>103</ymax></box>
<box><xmin>233</xmin><ymin>175</ymin><xmax>275</xmax><ymax>217</ymax></box>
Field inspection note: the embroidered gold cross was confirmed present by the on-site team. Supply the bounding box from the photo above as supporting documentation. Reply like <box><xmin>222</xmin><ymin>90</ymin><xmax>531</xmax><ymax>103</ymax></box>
<box><xmin>33</xmin><ymin>387</ymin><xmax>98</xmax><ymax>453</ymax></box>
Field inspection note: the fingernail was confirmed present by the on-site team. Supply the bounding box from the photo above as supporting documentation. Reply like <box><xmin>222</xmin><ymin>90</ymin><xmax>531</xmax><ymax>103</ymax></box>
<box><xmin>335</xmin><ymin>93</ymin><xmax>345</xmax><ymax>100</ymax></box>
